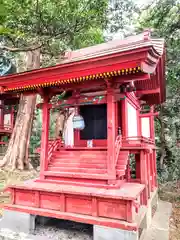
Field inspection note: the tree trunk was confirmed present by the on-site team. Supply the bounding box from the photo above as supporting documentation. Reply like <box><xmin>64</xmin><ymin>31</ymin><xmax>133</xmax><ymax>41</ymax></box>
<box><xmin>0</xmin><ymin>49</ymin><xmax>40</xmax><ymax>170</ymax></box>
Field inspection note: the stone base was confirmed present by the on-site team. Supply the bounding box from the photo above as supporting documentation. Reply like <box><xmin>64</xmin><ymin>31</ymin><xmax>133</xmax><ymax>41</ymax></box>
<box><xmin>0</xmin><ymin>209</ymin><xmax>35</xmax><ymax>234</ymax></box>
<box><xmin>138</xmin><ymin>189</ymin><xmax>159</xmax><ymax>239</ymax></box>
<box><xmin>142</xmin><ymin>200</ymin><xmax>172</xmax><ymax>240</ymax></box>
<box><xmin>0</xmin><ymin>189</ymin><xmax>159</xmax><ymax>240</ymax></box>
<box><xmin>94</xmin><ymin>225</ymin><xmax>138</xmax><ymax>240</ymax></box>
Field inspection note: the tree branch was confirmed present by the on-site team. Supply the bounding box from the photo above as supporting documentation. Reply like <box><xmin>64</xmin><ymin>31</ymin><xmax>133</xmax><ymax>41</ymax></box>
<box><xmin>0</xmin><ymin>44</ymin><xmax>42</xmax><ymax>52</ymax></box>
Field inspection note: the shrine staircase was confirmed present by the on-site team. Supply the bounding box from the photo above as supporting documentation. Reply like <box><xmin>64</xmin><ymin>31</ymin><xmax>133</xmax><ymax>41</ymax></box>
<box><xmin>6</xmin><ymin>138</ymin><xmax>146</xmax><ymax>228</ymax></box>
<box><xmin>38</xmin><ymin>137</ymin><xmax>130</xmax><ymax>188</ymax></box>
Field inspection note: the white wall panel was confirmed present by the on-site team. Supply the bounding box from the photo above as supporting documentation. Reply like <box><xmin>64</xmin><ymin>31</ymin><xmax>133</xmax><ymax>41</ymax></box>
<box><xmin>127</xmin><ymin>102</ymin><xmax>138</xmax><ymax>137</ymax></box>
<box><xmin>141</xmin><ymin>117</ymin><xmax>150</xmax><ymax>138</ymax></box>
<box><xmin>4</xmin><ymin>114</ymin><xmax>11</xmax><ymax>126</ymax></box>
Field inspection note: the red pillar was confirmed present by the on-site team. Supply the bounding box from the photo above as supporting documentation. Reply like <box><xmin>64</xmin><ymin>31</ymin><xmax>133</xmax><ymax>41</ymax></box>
<box><xmin>40</xmin><ymin>96</ymin><xmax>50</xmax><ymax>180</ymax></box>
<box><xmin>135</xmin><ymin>153</ymin><xmax>141</xmax><ymax>180</ymax></box>
<box><xmin>115</xmin><ymin>102</ymin><xmax>118</xmax><ymax>136</ymax></box>
<box><xmin>150</xmin><ymin>106</ymin><xmax>157</xmax><ymax>190</ymax></box>
<box><xmin>146</xmin><ymin>153</ymin><xmax>151</xmax><ymax>197</ymax></box>
<box><xmin>150</xmin><ymin>106</ymin><xmax>155</xmax><ymax>141</ymax></box>
<box><xmin>0</xmin><ymin>101</ymin><xmax>4</xmax><ymax>128</ymax></box>
<box><xmin>140</xmin><ymin>150</ymin><xmax>148</xmax><ymax>205</ymax></box>
<box><xmin>74</xmin><ymin>129</ymin><xmax>79</xmax><ymax>147</ymax></box>
<box><xmin>74</xmin><ymin>107</ymin><xmax>80</xmax><ymax>147</ymax></box>
<box><xmin>107</xmin><ymin>86</ymin><xmax>116</xmax><ymax>183</ymax></box>
<box><xmin>10</xmin><ymin>106</ymin><xmax>14</xmax><ymax>129</ymax></box>
<box><xmin>121</xmin><ymin>99</ymin><xmax>128</xmax><ymax>138</ymax></box>
<box><xmin>150</xmin><ymin>152</ymin><xmax>154</xmax><ymax>191</ymax></box>
<box><xmin>153</xmin><ymin>150</ymin><xmax>158</xmax><ymax>188</ymax></box>
<box><xmin>126</xmin><ymin>157</ymin><xmax>131</xmax><ymax>182</ymax></box>
<box><xmin>137</xmin><ymin>109</ymin><xmax>141</xmax><ymax>137</ymax></box>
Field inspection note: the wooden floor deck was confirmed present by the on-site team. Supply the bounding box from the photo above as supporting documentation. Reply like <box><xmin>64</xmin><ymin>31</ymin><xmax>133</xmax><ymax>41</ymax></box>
<box><xmin>5</xmin><ymin>180</ymin><xmax>145</xmax><ymax>226</ymax></box>
<box><xmin>7</xmin><ymin>180</ymin><xmax>145</xmax><ymax>201</ymax></box>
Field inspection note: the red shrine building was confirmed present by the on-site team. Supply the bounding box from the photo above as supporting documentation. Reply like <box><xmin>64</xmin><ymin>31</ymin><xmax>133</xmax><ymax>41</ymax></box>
<box><xmin>0</xmin><ymin>31</ymin><xmax>165</xmax><ymax>239</ymax></box>
<box><xmin>0</xmin><ymin>94</ymin><xmax>18</xmax><ymax>147</ymax></box>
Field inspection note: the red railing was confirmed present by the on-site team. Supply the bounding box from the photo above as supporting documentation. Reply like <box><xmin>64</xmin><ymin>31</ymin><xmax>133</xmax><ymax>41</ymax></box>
<box><xmin>115</xmin><ymin>135</ymin><xmax>122</xmax><ymax>166</ymax></box>
<box><xmin>47</xmin><ymin>138</ymin><xmax>61</xmax><ymax>161</ymax></box>
<box><xmin>0</xmin><ymin>142</ymin><xmax>8</xmax><ymax>154</ymax></box>
<box><xmin>36</xmin><ymin>139</ymin><xmax>56</xmax><ymax>154</ymax></box>
<box><xmin>122</xmin><ymin>136</ymin><xmax>154</xmax><ymax>145</ymax></box>
<box><xmin>0</xmin><ymin>124</ymin><xmax>13</xmax><ymax>131</ymax></box>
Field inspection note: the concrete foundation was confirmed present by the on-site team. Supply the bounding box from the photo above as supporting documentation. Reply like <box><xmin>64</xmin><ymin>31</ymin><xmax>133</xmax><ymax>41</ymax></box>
<box><xmin>0</xmin><ymin>190</ymin><xmax>170</xmax><ymax>240</ymax></box>
<box><xmin>0</xmin><ymin>209</ymin><xmax>35</xmax><ymax>234</ymax></box>
<box><xmin>93</xmin><ymin>225</ymin><xmax>138</xmax><ymax>240</ymax></box>
<box><xmin>138</xmin><ymin>188</ymin><xmax>159</xmax><ymax>239</ymax></box>
<box><xmin>146</xmin><ymin>189</ymin><xmax>159</xmax><ymax>228</ymax></box>
<box><xmin>142</xmin><ymin>200</ymin><xmax>172</xmax><ymax>240</ymax></box>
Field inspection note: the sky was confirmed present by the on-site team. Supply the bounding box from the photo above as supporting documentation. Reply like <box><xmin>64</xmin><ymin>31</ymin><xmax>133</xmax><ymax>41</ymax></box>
<box><xmin>108</xmin><ymin>0</ymin><xmax>153</xmax><ymax>40</ymax></box>
<box><xmin>135</xmin><ymin>0</ymin><xmax>153</xmax><ymax>7</ymax></box>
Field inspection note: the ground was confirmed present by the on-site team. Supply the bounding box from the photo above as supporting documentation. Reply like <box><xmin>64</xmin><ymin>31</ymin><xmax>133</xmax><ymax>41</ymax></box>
<box><xmin>159</xmin><ymin>182</ymin><xmax>180</xmax><ymax>240</ymax></box>
<box><xmin>0</xmin><ymin>170</ymin><xmax>179</xmax><ymax>239</ymax></box>
<box><xmin>0</xmin><ymin>169</ymin><xmax>38</xmax><ymax>215</ymax></box>
<box><xmin>0</xmin><ymin>169</ymin><xmax>93</xmax><ymax>240</ymax></box>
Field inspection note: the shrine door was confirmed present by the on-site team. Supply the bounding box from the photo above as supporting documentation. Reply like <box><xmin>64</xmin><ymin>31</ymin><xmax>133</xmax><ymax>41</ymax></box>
<box><xmin>79</xmin><ymin>104</ymin><xmax>107</xmax><ymax>146</ymax></box>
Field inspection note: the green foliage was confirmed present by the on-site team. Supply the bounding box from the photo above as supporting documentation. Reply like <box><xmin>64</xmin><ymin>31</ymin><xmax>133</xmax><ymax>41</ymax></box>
<box><xmin>138</xmin><ymin>0</ymin><xmax>180</xmax><ymax>93</ymax></box>
<box><xmin>1</xmin><ymin>0</ymin><xmax>108</xmax><ymax>153</ymax></box>
<box><xmin>0</xmin><ymin>0</ymin><xmax>107</xmax><ymax>55</ymax></box>
<box><xmin>138</xmin><ymin>0</ymin><xmax>180</xmax><ymax>182</ymax></box>
<box><xmin>30</xmin><ymin>107</ymin><xmax>42</xmax><ymax>154</ymax></box>
<box><xmin>106</xmin><ymin>0</ymin><xmax>139</xmax><ymax>39</ymax></box>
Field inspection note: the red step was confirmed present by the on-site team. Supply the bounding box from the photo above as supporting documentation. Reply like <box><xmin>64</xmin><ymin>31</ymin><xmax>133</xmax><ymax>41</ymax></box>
<box><xmin>36</xmin><ymin>178</ymin><xmax>110</xmax><ymax>188</ymax></box>
<box><xmin>52</xmin><ymin>152</ymin><xmax>107</xmax><ymax>158</ymax></box>
<box><xmin>50</xmin><ymin>158</ymin><xmax>106</xmax><ymax>164</ymax></box>
<box><xmin>49</xmin><ymin>162</ymin><xmax>106</xmax><ymax>169</ymax></box>
<box><xmin>117</xmin><ymin>170</ymin><xmax>126</xmax><ymax>176</ymax></box>
<box><xmin>116</xmin><ymin>165</ymin><xmax>127</xmax><ymax>170</ymax></box>
<box><xmin>47</xmin><ymin>148</ymin><xmax>128</xmax><ymax>180</ymax></box>
<box><xmin>44</xmin><ymin>171</ymin><xmax>111</xmax><ymax>180</ymax></box>
<box><xmin>116</xmin><ymin>151</ymin><xmax>129</xmax><ymax>177</ymax></box>
<box><xmin>48</xmin><ymin>166</ymin><xmax>107</xmax><ymax>174</ymax></box>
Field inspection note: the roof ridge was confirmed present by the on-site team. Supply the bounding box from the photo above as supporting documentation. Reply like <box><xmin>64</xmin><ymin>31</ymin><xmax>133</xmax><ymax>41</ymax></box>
<box><xmin>61</xmin><ymin>31</ymin><xmax>164</xmax><ymax>64</ymax></box>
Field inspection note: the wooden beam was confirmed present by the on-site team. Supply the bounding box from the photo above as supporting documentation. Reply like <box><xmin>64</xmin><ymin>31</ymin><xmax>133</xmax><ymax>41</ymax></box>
<box><xmin>0</xmin><ymin>48</ymin><xmax>148</xmax><ymax>88</ymax></box>
<box><xmin>46</xmin><ymin>79</ymin><xmax>106</xmax><ymax>94</ymax></box>
<box><xmin>37</xmin><ymin>95</ymin><xmax>107</xmax><ymax>109</ymax></box>
<box><xmin>136</xmin><ymin>88</ymin><xmax>160</xmax><ymax>95</ymax></box>
<box><xmin>23</xmin><ymin>91</ymin><xmax>37</xmax><ymax>96</ymax></box>
<box><xmin>115</xmin><ymin>73</ymin><xmax>150</xmax><ymax>83</ymax></box>
<box><xmin>139</xmin><ymin>112</ymin><xmax>159</xmax><ymax>118</ymax></box>
<box><xmin>0</xmin><ymin>94</ymin><xmax>19</xmax><ymax>100</ymax></box>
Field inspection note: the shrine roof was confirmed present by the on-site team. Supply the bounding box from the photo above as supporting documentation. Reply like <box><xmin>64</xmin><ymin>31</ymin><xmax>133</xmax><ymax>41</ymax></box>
<box><xmin>0</xmin><ymin>30</ymin><xmax>166</xmax><ymax>104</ymax></box>
<box><xmin>62</xmin><ymin>31</ymin><xmax>164</xmax><ymax>64</ymax></box>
